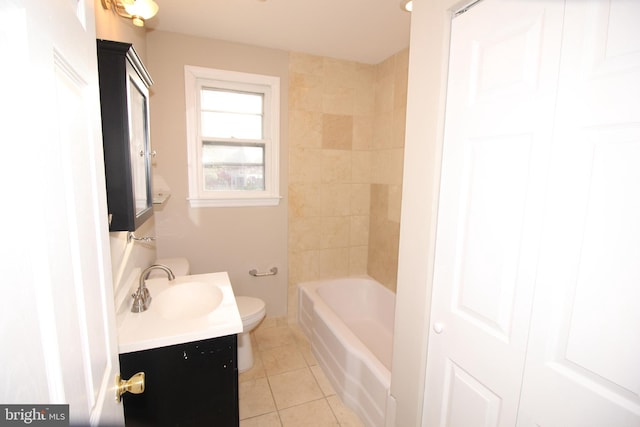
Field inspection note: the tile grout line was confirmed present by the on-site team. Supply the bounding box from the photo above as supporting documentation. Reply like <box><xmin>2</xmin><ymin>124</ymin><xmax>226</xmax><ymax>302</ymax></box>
<box><xmin>291</xmin><ymin>322</ymin><xmax>358</xmax><ymax>426</ymax></box>
<box><xmin>264</xmin><ymin>323</ymin><xmax>323</xmax><ymax>425</ymax></box>
<box><xmin>280</xmin><ymin>324</ymin><xmax>340</xmax><ymax>426</ymax></box>
<box><xmin>254</xmin><ymin>328</ymin><xmax>284</xmax><ymax>426</ymax></box>
<box><xmin>240</xmin><ymin>320</ymin><xmax>362</xmax><ymax>426</ymax></box>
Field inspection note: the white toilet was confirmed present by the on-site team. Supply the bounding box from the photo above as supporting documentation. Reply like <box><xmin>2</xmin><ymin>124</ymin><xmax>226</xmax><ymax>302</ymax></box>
<box><xmin>235</xmin><ymin>296</ymin><xmax>266</xmax><ymax>372</ymax></box>
<box><xmin>154</xmin><ymin>257</ymin><xmax>266</xmax><ymax>373</ymax></box>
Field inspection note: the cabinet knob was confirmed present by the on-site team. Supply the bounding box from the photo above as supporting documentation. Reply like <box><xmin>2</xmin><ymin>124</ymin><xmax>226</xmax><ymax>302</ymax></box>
<box><xmin>116</xmin><ymin>372</ymin><xmax>145</xmax><ymax>402</ymax></box>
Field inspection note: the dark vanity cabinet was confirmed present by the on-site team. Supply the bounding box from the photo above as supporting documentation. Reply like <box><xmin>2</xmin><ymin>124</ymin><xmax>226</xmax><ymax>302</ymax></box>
<box><xmin>97</xmin><ymin>40</ymin><xmax>154</xmax><ymax>231</ymax></box>
<box><xmin>119</xmin><ymin>335</ymin><xmax>239</xmax><ymax>426</ymax></box>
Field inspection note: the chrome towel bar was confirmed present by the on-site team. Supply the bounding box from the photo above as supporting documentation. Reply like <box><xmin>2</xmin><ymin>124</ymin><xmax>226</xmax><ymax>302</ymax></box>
<box><xmin>128</xmin><ymin>232</ymin><xmax>156</xmax><ymax>243</ymax></box>
<box><xmin>249</xmin><ymin>267</ymin><xmax>278</xmax><ymax>277</ymax></box>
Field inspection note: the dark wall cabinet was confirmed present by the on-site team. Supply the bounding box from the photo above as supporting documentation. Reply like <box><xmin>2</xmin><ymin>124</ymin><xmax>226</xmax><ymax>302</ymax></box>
<box><xmin>119</xmin><ymin>335</ymin><xmax>239</xmax><ymax>426</ymax></box>
<box><xmin>97</xmin><ymin>40</ymin><xmax>154</xmax><ymax>232</ymax></box>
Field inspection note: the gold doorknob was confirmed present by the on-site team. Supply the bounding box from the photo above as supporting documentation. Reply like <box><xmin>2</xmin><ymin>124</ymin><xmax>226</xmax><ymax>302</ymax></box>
<box><xmin>116</xmin><ymin>372</ymin><xmax>145</xmax><ymax>402</ymax></box>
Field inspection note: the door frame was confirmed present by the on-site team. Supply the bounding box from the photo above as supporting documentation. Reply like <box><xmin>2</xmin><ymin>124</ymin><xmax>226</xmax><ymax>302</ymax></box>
<box><xmin>392</xmin><ymin>0</ymin><xmax>480</xmax><ymax>425</ymax></box>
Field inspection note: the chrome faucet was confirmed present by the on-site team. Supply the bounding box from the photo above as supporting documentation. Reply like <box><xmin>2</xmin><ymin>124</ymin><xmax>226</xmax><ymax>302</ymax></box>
<box><xmin>131</xmin><ymin>264</ymin><xmax>175</xmax><ymax>313</ymax></box>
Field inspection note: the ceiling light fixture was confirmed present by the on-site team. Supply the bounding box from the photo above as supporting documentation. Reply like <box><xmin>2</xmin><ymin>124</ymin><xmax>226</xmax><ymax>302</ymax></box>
<box><xmin>101</xmin><ymin>0</ymin><xmax>159</xmax><ymax>27</ymax></box>
<box><xmin>401</xmin><ymin>0</ymin><xmax>413</xmax><ymax>12</ymax></box>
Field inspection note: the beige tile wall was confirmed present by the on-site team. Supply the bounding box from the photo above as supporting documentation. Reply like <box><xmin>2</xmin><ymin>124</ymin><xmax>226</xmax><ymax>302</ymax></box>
<box><xmin>368</xmin><ymin>50</ymin><xmax>409</xmax><ymax>293</ymax></box>
<box><xmin>287</xmin><ymin>50</ymin><xmax>408</xmax><ymax>321</ymax></box>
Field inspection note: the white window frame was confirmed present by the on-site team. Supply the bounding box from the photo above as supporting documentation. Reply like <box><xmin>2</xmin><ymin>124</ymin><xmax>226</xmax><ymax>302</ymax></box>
<box><xmin>184</xmin><ymin>65</ymin><xmax>281</xmax><ymax>207</ymax></box>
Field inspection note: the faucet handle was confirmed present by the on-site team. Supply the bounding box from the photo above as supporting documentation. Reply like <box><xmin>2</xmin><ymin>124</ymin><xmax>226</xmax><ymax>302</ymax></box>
<box><xmin>141</xmin><ymin>287</ymin><xmax>152</xmax><ymax>303</ymax></box>
<box><xmin>131</xmin><ymin>292</ymin><xmax>149</xmax><ymax>313</ymax></box>
<box><xmin>131</xmin><ymin>288</ymin><xmax>152</xmax><ymax>313</ymax></box>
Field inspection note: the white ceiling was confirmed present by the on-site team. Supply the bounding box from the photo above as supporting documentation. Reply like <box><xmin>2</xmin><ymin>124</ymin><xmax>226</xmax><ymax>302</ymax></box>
<box><xmin>146</xmin><ymin>0</ymin><xmax>412</xmax><ymax>65</ymax></box>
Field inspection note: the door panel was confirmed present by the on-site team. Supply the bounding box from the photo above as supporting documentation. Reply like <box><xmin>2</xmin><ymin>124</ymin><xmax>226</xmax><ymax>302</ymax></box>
<box><xmin>423</xmin><ymin>1</ymin><xmax>565</xmax><ymax>426</ymax></box>
<box><xmin>442</xmin><ymin>360</ymin><xmax>502</xmax><ymax>427</ymax></box>
<box><xmin>53</xmin><ymin>52</ymin><xmax>112</xmax><ymax>416</ymax></box>
<box><xmin>517</xmin><ymin>1</ymin><xmax>640</xmax><ymax>425</ymax></box>
<box><xmin>453</xmin><ymin>134</ymin><xmax>532</xmax><ymax>343</ymax></box>
<box><xmin>563</xmin><ymin>137</ymin><xmax>640</xmax><ymax>394</ymax></box>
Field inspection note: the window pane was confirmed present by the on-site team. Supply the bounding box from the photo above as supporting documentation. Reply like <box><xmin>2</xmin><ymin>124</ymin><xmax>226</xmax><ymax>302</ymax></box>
<box><xmin>202</xmin><ymin>142</ymin><xmax>265</xmax><ymax>191</ymax></box>
<box><xmin>201</xmin><ymin>111</ymin><xmax>262</xmax><ymax>139</ymax></box>
<box><xmin>201</xmin><ymin>89</ymin><xmax>263</xmax><ymax>114</ymax></box>
<box><xmin>200</xmin><ymin>88</ymin><xmax>264</xmax><ymax>139</ymax></box>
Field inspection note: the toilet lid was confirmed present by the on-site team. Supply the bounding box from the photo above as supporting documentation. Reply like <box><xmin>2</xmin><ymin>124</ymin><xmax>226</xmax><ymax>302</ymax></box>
<box><xmin>236</xmin><ymin>296</ymin><xmax>266</xmax><ymax>322</ymax></box>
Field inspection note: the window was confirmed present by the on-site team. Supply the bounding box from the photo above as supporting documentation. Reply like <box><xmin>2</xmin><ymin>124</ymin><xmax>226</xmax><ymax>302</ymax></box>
<box><xmin>184</xmin><ymin>66</ymin><xmax>280</xmax><ymax>207</ymax></box>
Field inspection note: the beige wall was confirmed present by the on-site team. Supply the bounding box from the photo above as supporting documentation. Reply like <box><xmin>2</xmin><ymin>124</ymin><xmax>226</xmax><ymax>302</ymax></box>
<box><xmin>391</xmin><ymin>0</ymin><xmax>462</xmax><ymax>425</ymax></box>
<box><xmin>287</xmin><ymin>50</ymin><xmax>408</xmax><ymax>321</ymax></box>
<box><xmin>94</xmin><ymin>0</ymin><xmax>157</xmax><ymax>297</ymax></box>
<box><xmin>146</xmin><ymin>31</ymin><xmax>289</xmax><ymax>317</ymax></box>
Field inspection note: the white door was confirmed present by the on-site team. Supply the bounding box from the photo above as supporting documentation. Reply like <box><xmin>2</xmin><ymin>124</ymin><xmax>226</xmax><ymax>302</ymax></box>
<box><xmin>517</xmin><ymin>1</ymin><xmax>640</xmax><ymax>425</ymax></box>
<box><xmin>0</xmin><ymin>0</ymin><xmax>124</xmax><ymax>425</ymax></box>
<box><xmin>424</xmin><ymin>0</ymin><xmax>640</xmax><ymax>426</ymax></box>
<box><xmin>423</xmin><ymin>1</ymin><xmax>565</xmax><ymax>425</ymax></box>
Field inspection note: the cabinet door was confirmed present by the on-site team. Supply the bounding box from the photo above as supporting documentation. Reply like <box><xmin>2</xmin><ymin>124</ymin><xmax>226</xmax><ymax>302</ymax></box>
<box><xmin>126</xmin><ymin>59</ymin><xmax>153</xmax><ymax>225</ymax></box>
<box><xmin>97</xmin><ymin>40</ymin><xmax>154</xmax><ymax>232</ymax></box>
<box><xmin>119</xmin><ymin>335</ymin><xmax>239</xmax><ymax>426</ymax></box>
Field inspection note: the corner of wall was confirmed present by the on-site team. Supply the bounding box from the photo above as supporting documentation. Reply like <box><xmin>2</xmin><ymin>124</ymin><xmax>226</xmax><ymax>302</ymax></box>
<box><xmin>367</xmin><ymin>49</ymin><xmax>409</xmax><ymax>293</ymax></box>
<box><xmin>109</xmin><ymin>218</ymin><xmax>157</xmax><ymax>296</ymax></box>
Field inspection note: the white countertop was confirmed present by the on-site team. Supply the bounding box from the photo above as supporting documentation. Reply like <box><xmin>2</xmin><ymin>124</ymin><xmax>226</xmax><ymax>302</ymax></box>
<box><xmin>117</xmin><ymin>271</ymin><xmax>243</xmax><ymax>354</ymax></box>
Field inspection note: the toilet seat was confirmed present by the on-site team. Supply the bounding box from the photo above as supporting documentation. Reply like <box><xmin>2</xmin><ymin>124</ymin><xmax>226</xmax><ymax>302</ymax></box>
<box><xmin>236</xmin><ymin>296</ymin><xmax>266</xmax><ymax>325</ymax></box>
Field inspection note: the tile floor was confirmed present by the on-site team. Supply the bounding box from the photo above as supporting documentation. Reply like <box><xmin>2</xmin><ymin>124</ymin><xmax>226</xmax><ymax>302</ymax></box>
<box><xmin>238</xmin><ymin>318</ymin><xmax>365</xmax><ymax>427</ymax></box>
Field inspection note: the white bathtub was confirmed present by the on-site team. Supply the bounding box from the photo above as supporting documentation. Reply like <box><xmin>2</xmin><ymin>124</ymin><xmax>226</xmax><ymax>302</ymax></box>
<box><xmin>298</xmin><ymin>276</ymin><xmax>395</xmax><ymax>427</ymax></box>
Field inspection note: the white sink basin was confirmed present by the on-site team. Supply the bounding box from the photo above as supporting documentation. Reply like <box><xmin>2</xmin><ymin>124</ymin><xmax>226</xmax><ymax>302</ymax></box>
<box><xmin>153</xmin><ymin>281</ymin><xmax>223</xmax><ymax>320</ymax></box>
<box><xmin>117</xmin><ymin>271</ymin><xmax>243</xmax><ymax>354</ymax></box>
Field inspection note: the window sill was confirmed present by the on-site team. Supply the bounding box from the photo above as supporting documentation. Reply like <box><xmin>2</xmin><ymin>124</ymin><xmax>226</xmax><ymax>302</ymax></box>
<box><xmin>187</xmin><ymin>196</ymin><xmax>281</xmax><ymax>208</ymax></box>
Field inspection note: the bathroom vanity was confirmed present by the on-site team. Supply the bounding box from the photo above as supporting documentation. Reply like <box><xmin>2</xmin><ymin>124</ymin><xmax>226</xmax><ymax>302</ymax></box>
<box><xmin>116</xmin><ymin>272</ymin><xmax>243</xmax><ymax>426</ymax></box>
<box><xmin>119</xmin><ymin>335</ymin><xmax>238</xmax><ymax>426</ymax></box>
